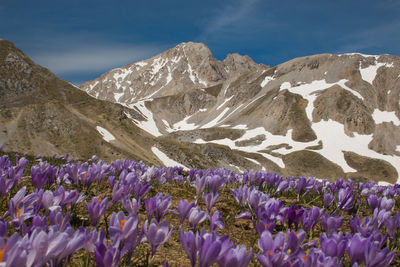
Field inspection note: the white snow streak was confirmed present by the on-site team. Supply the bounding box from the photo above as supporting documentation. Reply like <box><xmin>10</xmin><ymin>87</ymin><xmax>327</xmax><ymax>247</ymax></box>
<box><xmin>151</xmin><ymin>147</ymin><xmax>189</xmax><ymax>170</ymax></box>
<box><xmin>201</xmin><ymin>108</ymin><xmax>230</xmax><ymax>128</ymax></box>
<box><xmin>114</xmin><ymin>92</ymin><xmax>124</xmax><ymax>102</ymax></box>
<box><xmin>372</xmin><ymin>109</ymin><xmax>400</xmax><ymax>126</ymax></box>
<box><xmin>128</xmin><ymin>101</ymin><xmax>162</xmax><ymax>137</ymax></box>
<box><xmin>135</xmin><ymin>61</ymin><xmax>148</xmax><ymax>67</ymax></box>
<box><xmin>281</xmin><ymin>79</ymin><xmax>363</xmax><ymax>121</ymax></box>
<box><xmin>360</xmin><ymin>61</ymin><xmax>394</xmax><ymax>85</ymax></box>
<box><xmin>261</xmin><ymin>76</ymin><xmax>274</xmax><ymax>87</ymax></box>
<box><xmin>173</xmin><ymin>115</ymin><xmax>197</xmax><ymax>131</ymax></box>
<box><xmin>216</xmin><ymin>96</ymin><xmax>233</xmax><ymax>110</ymax></box>
<box><xmin>96</xmin><ymin>126</ymin><xmax>115</xmax><ymax>142</ymax></box>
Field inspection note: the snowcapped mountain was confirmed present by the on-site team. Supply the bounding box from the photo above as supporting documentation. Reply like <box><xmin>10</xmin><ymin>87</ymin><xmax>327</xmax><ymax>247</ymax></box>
<box><xmin>1</xmin><ymin>38</ymin><xmax>399</xmax><ymax>184</ymax></box>
<box><xmin>81</xmin><ymin>42</ymin><xmax>400</xmax><ymax>184</ymax></box>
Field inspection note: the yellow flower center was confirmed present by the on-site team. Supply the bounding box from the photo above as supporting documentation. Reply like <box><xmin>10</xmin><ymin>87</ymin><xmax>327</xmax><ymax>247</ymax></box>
<box><xmin>264</xmin><ymin>223</ymin><xmax>268</xmax><ymax>230</ymax></box>
<box><xmin>0</xmin><ymin>243</ymin><xmax>8</xmax><ymax>262</ymax></box>
<box><xmin>120</xmin><ymin>219</ymin><xmax>125</xmax><ymax>230</ymax></box>
<box><xmin>268</xmin><ymin>250</ymin><xmax>273</xmax><ymax>255</ymax></box>
<box><xmin>16</xmin><ymin>207</ymin><xmax>21</xmax><ymax>219</ymax></box>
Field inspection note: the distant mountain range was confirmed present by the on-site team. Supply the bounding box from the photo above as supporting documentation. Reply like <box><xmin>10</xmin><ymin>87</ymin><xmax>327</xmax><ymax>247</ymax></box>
<box><xmin>1</xmin><ymin>39</ymin><xmax>400</xmax><ymax>184</ymax></box>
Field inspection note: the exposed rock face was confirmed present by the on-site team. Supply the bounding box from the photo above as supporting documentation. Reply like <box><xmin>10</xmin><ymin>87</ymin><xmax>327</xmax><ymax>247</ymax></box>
<box><xmin>2</xmin><ymin>39</ymin><xmax>400</xmax><ymax>184</ymax></box>
<box><xmin>81</xmin><ymin>43</ymin><xmax>400</xmax><ymax>184</ymax></box>
<box><xmin>0</xmin><ymin>40</ymin><xmax>160</xmax><ymax>165</ymax></box>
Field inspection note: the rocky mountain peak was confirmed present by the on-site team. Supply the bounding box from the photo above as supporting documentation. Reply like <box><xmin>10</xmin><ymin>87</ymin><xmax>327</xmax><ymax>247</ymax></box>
<box><xmin>0</xmin><ymin>40</ymin><xmax>56</xmax><ymax>106</ymax></box>
<box><xmin>80</xmin><ymin>44</ymin><xmax>400</xmax><ymax>184</ymax></box>
<box><xmin>80</xmin><ymin>42</ymin><xmax>266</xmax><ymax>105</ymax></box>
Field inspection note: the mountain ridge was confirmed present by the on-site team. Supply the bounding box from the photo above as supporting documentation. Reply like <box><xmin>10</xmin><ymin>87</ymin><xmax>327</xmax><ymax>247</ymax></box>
<box><xmin>1</xmin><ymin>39</ymin><xmax>400</xmax><ymax>184</ymax></box>
<box><xmin>80</xmin><ymin>41</ymin><xmax>400</xmax><ymax>184</ymax></box>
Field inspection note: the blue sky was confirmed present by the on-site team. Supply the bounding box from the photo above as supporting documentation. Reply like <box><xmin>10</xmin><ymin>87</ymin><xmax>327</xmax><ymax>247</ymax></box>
<box><xmin>1</xmin><ymin>0</ymin><xmax>400</xmax><ymax>85</ymax></box>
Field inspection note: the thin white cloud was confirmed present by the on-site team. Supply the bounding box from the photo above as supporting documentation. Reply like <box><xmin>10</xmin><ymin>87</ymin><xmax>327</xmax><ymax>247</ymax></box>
<box><xmin>24</xmin><ymin>33</ymin><xmax>168</xmax><ymax>76</ymax></box>
<box><xmin>198</xmin><ymin>0</ymin><xmax>261</xmax><ymax>40</ymax></box>
<box><xmin>335</xmin><ymin>19</ymin><xmax>400</xmax><ymax>54</ymax></box>
<box><xmin>32</xmin><ymin>44</ymin><xmax>163</xmax><ymax>74</ymax></box>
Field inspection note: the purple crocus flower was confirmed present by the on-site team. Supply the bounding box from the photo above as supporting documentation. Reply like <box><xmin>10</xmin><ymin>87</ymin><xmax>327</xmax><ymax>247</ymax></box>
<box><xmin>379</xmin><ymin>197</ymin><xmax>394</xmax><ymax>211</ymax></box>
<box><xmin>304</xmin><ymin>248</ymin><xmax>342</xmax><ymax>267</ymax></box>
<box><xmin>302</xmin><ymin>206</ymin><xmax>323</xmax><ymax>232</ymax></box>
<box><xmin>175</xmin><ymin>199</ymin><xmax>195</xmax><ymax>225</ymax></box>
<box><xmin>286</xmin><ymin>206</ymin><xmax>304</xmax><ymax>230</ymax></box>
<box><xmin>0</xmin><ymin>176</ymin><xmax>14</xmax><ymax>198</ymax></box>
<box><xmin>94</xmin><ymin>241</ymin><xmax>122</xmax><ymax>267</ymax></box>
<box><xmin>193</xmin><ymin>175</ymin><xmax>207</xmax><ymax>203</ymax></box>
<box><xmin>321</xmin><ymin>213</ymin><xmax>343</xmax><ymax>235</ymax></box>
<box><xmin>143</xmin><ymin>219</ymin><xmax>173</xmax><ymax>256</ymax></box>
<box><xmin>86</xmin><ymin>197</ymin><xmax>108</xmax><ymax>226</ymax></box>
<box><xmin>0</xmin><ymin>233</ymin><xmax>27</xmax><ymax>266</ymax></box>
<box><xmin>41</xmin><ymin>190</ymin><xmax>63</xmax><ymax>212</ymax></box>
<box><xmin>347</xmin><ymin>233</ymin><xmax>368</xmax><ymax>265</ymax></box>
<box><xmin>111</xmin><ymin>182</ymin><xmax>129</xmax><ymax>204</ymax></box>
<box><xmin>145</xmin><ymin>193</ymin><xmax>172</xmax><ymax>222</ymax></box>
<box><xmin>203</xmin><ymin>192</ymin><xmax>219</xmax><ymax>213</ymax></box>
<box><xmin>364</xmin><ymin>242</ymin><xmax>396</xmax><ymax>267</ymax></box>
<box><xmin>258</xmin><ymin>231</ymin><xmax>285</xmax><ymax>254</ymax></box>
<box><xmin>0</xmin><ymin>220</ymin><xmax>7</xmax><ymax>237</ymax></box>
<box><xmin>31</xmin><ymin>162</ymin><xmax>58</xmax><ymax>189</ymax></box>
<box><xmin>180</xmin><ymin>230</ymin><xmax>199</xmax><ymax>267</ymax></box>
<box><xmin>121</xmin><ymin>197</ymin><xmax>140</xmax><ymax>215</ymax></box>
<box><xmin>207</xmin><ymin>174</ymin><xmax>224</xmax><ymax>194</ymax></box>
<box><xmin>209</xmin><ymin>211</ymin><xmax>224</xmax><ymax>231</ymax></box>
<box><xmin>133</xmin><ymin>182</ymin><xmax>151</xmax><ymax>200</ymax></box>
<box><xmin>198</xmin><ymin>232</ymin><xmax>222</xmax><ymax>267</ymax></box>
<box><xmin>285</xmin><ymin>229</ymin><xmax>306</xmax><ymax>253</ymax></box>
<box><xmin>384</xmin><ymin>216</ymin><xmax>398</xmax><ymax>239</ymax></box>
<box><xmin>218</xmin><ymin>245</ymin><xmax>253</xmax><ymax>267</ymax></box>
<box><xmin>367</xmin><ymin>194</ymin><xmax>380</xmax><ymax>211</ymax></box>
<box><xmin>48</xmin><ymin>210</ymin><xmax>70</xmax><ymax>231</ymax></box>
<box><xmin>254</xmin><ymin>218</ymin><xmax>276</xmax><ymax>235</ymax></box>
<box><xmin>323</xmin><ymin>192</ymin><xmax>335</xmax><ymax>208</ymax></box>
<box><xmin>188</xmin><ymin>207</ymin><xmax>208</xmax><ymax>230</ymax></box>
<box><xmin>320</xmin><ymin>232</ymin><xmax>347</xmax><ymax>258</ymax></box>
<box><xmin>337</xmin><ymin>187</ymin><xmax>355</xmax><ymax>211</ymax></box>
<box><xmin>108</xmin><ymin>211</ymin><xmax>142</xmax><ymax>254</ymax></box>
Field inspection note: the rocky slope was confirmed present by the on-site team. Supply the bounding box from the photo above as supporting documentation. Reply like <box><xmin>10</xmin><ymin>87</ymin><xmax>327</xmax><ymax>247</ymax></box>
<box><xmin>0</xmin><ymin>39</ymin><xmax>162</xmax><ymax>165</ymax></box>
<box><xmin>81</xmin><ymin>42</ymin><xmax>400</xmax><ymax>184</ymax></box>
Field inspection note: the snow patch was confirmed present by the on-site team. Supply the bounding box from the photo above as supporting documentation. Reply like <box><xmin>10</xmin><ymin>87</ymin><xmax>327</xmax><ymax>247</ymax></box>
<box><xmin>281</xmin><ymin>79</ymin><xmax>363</xmax><ymax>121</ymax></box>
<box><xmin>151</xmin><ymin>57</ymin><xmax>168</xmax><ymax>75</ymax></box>
<box><xmin>113</xmin><ymin>68</ymin><xmax>132</xmax><ymax>81</ymax></box>
<box><xmin>173</xmin><ymin>115</ymin><xmax>198</xmax><ymax>131</ymax></box>
<box><xmin>232</xmin><ymin>124</ymin><xmax>248</xmax><ymax>130</ymax></box>
<box><xmin>166</xmin><ymin>70</ymin><xmax>172</xmax><ymax>85</ymax></box>
<box><xmin>378</xmin><ymin>181</ymin><xmax>393</xmax><ymax>186</ymax></box>
<box><xmin>171</xmin><ymin>56</ymin><xmax>181</xmax><ymax>63</ymax></box>
<box><xmin>135</xmin><ymin>61</ymin><xmax>148</xmax><ymax>67</ymax></box>
<box><xmin>396</xmin><ymin>146</ymin><xmax>400</xmax><ymax>152</ymax></box>
<box><xmin>96</xmin><ymin>126</ymin><xmax>115</xmax><ymax>142</ymax></box>
<box><xmin>280</xmin><ymin>82</ymin><xmax>291</xmax><ymax>90</ymax></box>
<box><xmin>114</xmin><ymin>92</ymin><xmax>124</xmax><ymax>102</ymax></box>
<box><xmin>88</xmin><ymin>81</ymin><xmax>99</xmax><ymax>92</ymax></box>
<box><xmin>372</xmin><ymin>109</ymin><xmax>400</xmax><ymax>126</ymax></box>
<box><xmin>151</xmin><ymin>147</ymin><xmax>188</xmax><ymax>170</ymax></box>
<box><xmin>187</xmin><ymin>64</ymin><xmax>196</xmax><ymax>84</ymax></box>
<box><xmin>360</xmin><ymin>61</ymin><xmax>394</xmax><ymax>85</ymax></box>
<box><xmin>311</xmin><ymin>119</ymin><xmax>400</xmax><ymax>181</ymax></box>
<box><xmin>245</xmin><ymin>157</ymin><xmax>261</xmax><ymax>166</ymax></box>
<box><xmin>216</xmin><ymin>96</ymin><xmax>233</xmax><ymax>110</ymax></box>
<box><xmin>201</xmin><ymin>108</ymin><xmax>230</xmax><ymax>128</ymax></box>
<box><xmin>261</xmin><ymin>76</ymin><xmax>274</xmax><ymax>87</ymax></box>
<box><xmin>127</xmin><ymin>101</ymin><xmax>162</xmax><ymax>137</ymax></box>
